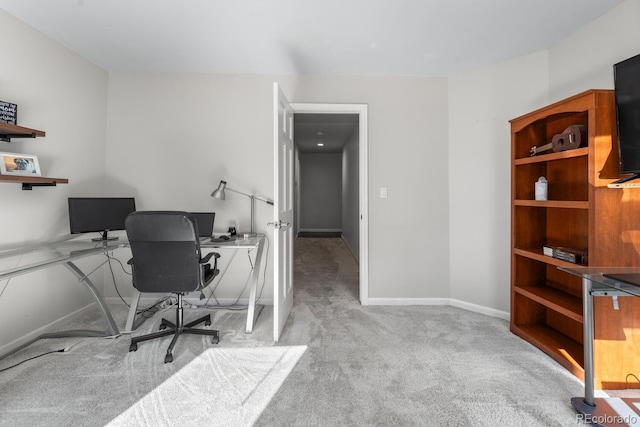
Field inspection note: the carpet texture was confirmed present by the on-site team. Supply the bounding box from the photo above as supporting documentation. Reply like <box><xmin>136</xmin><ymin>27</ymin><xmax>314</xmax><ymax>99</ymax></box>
<box><xmin>254</xmin><ymin>237</ymin><xmax>588</xmax><ymax>426</ymax></box>
<box><xmin>0</xmin><ymin>304</ymin><xmax>279</xmax><ymax>426</ymax></box>
<box><xmin>107</xmin><ymin>346</ymin><xmax>306</xmax><ymax>427</ymax></box>
<box><xmin>0</xmin><ymin>237</ymin><xmax>607</xmax><ymax>426</ymax></box>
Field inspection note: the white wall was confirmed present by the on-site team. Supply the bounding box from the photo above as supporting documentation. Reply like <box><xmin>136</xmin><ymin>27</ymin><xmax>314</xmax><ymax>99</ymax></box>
<box><xmin>104</xmin><ymin>73</ymin><xmax>277</xmax><ymax>302</ymax></box>
<box><xmin>105</xmin><ymin>74</ymin><xmax>451</xmax><ymax>301</ymax></box>
<box><xmin>448</xmin><ymin>51</ymin><xmax>549</xmax><ymax>315</ymax></box>
<box><xmin>0</xmin><ymin>9</ymin><xmax>108</xmax><ymax>352</ymax></box>
<box><xmin>299</xmin><ymin>152</ymin><xmax>342</xmax><ymax>231</ymax></box>
<box><xmin>549</xmin><ymin>0</ymin><xmax>640</xmax><ymax>101</ymax></box>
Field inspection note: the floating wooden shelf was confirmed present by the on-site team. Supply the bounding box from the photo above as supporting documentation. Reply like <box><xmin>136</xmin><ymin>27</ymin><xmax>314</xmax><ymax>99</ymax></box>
<box><xmin>0</xmin><ymin>175</ymin><xmax>68</xmax><ymax>190</ymax></box>
<box><xmin>0</xmin><ymin>122</ymin><xmax>67</xmax><ymax>189</ymax></box>
<box><xmin>0</xmin><ymin>122</ymin><xmax>45</xmax><ymax>141</ymax></box>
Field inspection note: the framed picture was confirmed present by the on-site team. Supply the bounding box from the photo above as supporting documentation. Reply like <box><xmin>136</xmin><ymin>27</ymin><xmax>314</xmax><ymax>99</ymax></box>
<box><xmin>0</xmin><ymin>152</ymin><xmax>41</xmax><ymax>176</ymax></box>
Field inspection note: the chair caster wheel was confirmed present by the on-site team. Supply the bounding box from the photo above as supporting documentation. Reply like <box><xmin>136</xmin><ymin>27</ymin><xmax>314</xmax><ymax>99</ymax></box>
<box><xmin>205</xmin><ymin>320</ymin><xmax>211</xmax><ymax>327</ymax></box>
<box><xmin>129</xmin><ymin>342</ymin><xmax>138</xmax><ymax>352</ymax></box>
<box><xmin>212</xmin><ymin>335</ymin><xmax>219</xmax><ymax>344</ymax></box>
<box><xmin>159</xmin><ymin>324</ymin><xmax>167</xmax><ymax>330</ymax></box>
<box><xmin>164</xmin><ymin>353</ymin><xmax>173</xmax><ymax>363</ymax></box>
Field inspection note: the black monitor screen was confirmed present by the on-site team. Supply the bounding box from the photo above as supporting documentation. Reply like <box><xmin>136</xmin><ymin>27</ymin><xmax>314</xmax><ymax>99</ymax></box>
<box><xmin>614</xmin><ymin>52</ymin><xmax>640</xmax><ymax>175</ymax></box>
<box><xmin>68</xmin><ymin>197</ymin><xmax>136</xmax><ymax>240</ymax></box>
<box><xmin>189</xmin><ymin>212</ymin><xmax>215</xmax><ymax>237</ymax></box>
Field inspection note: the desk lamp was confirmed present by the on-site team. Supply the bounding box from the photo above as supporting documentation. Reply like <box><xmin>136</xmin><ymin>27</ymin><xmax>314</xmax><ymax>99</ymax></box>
<box><xmin>211</xmin><ymin>180</ymin><xmax>274</xmax><ymax>237</ymax></box>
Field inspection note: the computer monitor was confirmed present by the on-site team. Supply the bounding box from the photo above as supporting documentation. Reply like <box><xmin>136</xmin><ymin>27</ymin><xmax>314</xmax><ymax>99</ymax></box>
<box><xmin>68</xmin><ymin>197</ymin><xmax>136</xmax><ymax>241</ymax></box>
<box><xmin>189</xmin><ymin>212</ymin><xmax>215</xmax><ymax>238</ymax></box>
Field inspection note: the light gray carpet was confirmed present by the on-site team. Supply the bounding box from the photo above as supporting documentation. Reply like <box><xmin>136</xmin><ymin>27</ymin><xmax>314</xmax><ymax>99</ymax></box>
<box><xmin>107</xmin><ymin>345</ymin><xmax>306</xmax><ymax>427</ymax></box>
<box><xmin>0</xmin><ymin>304</ymin><xmax>278</xmax><ymax>426</ymax></box>
<box><xmin>1</xmin><ymin>237</ymin><xmax>592</xmax><ymax>426</ymax></box>
<box><xmin>254</xmin><ymin>238</ymin><xmax>587</xmax><ymax>426</ymax></box>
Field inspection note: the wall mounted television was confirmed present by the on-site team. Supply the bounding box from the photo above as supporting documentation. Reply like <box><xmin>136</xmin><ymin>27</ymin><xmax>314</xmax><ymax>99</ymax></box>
<box><xmin>613</xmin><ymin>52</ymin><xmax>640</xmax><ymax>184</ymax></box>
<box><xmin>68</xmin><ymin>197</ymin><xmax>136</xmax><ymax>241</ymax></box>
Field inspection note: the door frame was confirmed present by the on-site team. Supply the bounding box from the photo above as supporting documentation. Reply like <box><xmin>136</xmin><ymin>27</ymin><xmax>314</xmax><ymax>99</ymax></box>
<box><xmin>290</xmin><ymin>103</ymin><xmax>369</xmax><ymax>304</ymax></box>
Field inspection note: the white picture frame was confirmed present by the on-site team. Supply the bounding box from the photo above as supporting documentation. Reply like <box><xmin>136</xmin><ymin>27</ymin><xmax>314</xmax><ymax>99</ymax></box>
<box><xmin>0</xmin><ymin>152</ymin><xmax>42</xmax><ymax>176</ymax></box>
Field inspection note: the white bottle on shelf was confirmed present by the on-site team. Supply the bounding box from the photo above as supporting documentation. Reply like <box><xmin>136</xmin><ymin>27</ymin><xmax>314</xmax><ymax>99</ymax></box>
<box><xmin>535</xmin><ymin>176</ymin><xmax>548</xmax><ymax>201</ymax></box>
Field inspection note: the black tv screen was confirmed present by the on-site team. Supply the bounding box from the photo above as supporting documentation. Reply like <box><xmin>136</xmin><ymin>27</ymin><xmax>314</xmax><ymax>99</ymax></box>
<box><xmin>614</xmin><ymin>52</ymin><xmax>640</xmax><ymax>178</ymax></box>
<box><xmin>68</xmin><ymin>197</ymin><xmax>136</xmax><ymax>240</ymax></box>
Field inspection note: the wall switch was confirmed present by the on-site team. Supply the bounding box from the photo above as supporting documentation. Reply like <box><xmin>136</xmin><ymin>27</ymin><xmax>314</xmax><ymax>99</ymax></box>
<box><xmin>380</xmin><ymin>187</ymin><xmax>388</xmax><ymax>198</ymax></box>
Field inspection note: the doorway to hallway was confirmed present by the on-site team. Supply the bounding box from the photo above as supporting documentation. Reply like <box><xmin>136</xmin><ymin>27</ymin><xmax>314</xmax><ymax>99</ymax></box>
<box><xmin>290</xmin><ymin>103</ymin><xmax>368</xmax><ymax>304</ymax></box>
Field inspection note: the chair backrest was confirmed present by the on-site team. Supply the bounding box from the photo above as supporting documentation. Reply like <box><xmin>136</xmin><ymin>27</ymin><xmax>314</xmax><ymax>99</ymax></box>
<box><xmin>125</xmin><ymin>211</ymin><xmax>204</xmax><ymax>293</ymax></box>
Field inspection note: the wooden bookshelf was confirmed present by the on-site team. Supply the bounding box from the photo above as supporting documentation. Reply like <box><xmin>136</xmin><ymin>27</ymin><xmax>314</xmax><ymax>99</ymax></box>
<box><xmin>510</xmin><ymin>89</ymin><xmax>640</xmax><ymax>389</ymax></box>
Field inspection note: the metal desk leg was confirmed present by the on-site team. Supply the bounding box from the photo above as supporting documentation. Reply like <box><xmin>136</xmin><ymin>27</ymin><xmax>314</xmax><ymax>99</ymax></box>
<box><xmin>62</xmin><ymin>261</ymin><xmax>119</xmax><ymax>336</ymax></box>
<box><xmin>572</xmin><ymin>277</ymin><xmax>596</xmax><ymax>413</ymax></box>
<box><xmin>0</xmin><ymin>260</ymin><xmax>122</xmax><ymax>361</ymax></box>
<box><xmin>583</xmin><ymin>277</ymin><xmax>596</xmax><ymax>405</ymax></box>
<box><xmin>245</xmin><ymin>240</ymin><xmax>265</xmax><ymax>333</ymax></box>
<box><xmin>124</xmin><ymin>290</ymin><xmax>142</xmax><ymax>333</ymax></box>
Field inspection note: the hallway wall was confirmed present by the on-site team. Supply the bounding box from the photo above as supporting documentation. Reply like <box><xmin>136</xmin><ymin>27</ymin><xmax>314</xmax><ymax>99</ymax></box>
<box><xmin>299</xmin><ymin>152</ymin><xmax>342</xmax><ymax>232</ymax></box>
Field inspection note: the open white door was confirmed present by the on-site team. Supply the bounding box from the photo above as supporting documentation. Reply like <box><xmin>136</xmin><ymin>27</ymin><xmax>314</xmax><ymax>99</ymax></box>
<box><xmin>272</xmin><ymin>83</ymin><xmax>294</xmax><ymax>341</ymax></box>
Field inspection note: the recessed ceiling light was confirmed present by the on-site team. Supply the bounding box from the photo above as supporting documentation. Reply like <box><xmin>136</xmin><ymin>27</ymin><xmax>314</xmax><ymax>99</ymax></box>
<box><xmin>317</xmin><ymin>143</ymin><xmax>324</xmax><ymax>147</ymax></box>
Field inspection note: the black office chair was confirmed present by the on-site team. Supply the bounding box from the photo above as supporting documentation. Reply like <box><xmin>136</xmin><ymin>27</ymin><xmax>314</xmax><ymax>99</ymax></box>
<box><xmin>125</xmin><ymin>211</ymin><xmax>221</xmax><ymax>363</ymax></box>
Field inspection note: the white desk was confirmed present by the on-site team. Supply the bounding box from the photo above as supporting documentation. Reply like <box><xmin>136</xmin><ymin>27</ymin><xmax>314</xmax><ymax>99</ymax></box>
<box><xmin>124</xmin><ymin>235</ymin><xmax>266</xmax><ymax>334</ymax></box>
<box><xmin>0</xmin><ymin>238</ymin><xmax>125</xmax><ymax>359</ymax></box>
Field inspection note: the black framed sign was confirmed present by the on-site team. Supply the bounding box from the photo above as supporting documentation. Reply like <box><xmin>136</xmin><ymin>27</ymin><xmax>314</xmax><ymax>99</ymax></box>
<box><xmin>0</xmin><ymin>101</ymin><xmax>17</xmax><ymax>125</ymax></box>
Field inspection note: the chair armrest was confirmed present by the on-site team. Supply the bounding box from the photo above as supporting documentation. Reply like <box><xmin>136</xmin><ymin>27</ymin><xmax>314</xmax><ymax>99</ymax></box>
<box><xmin>200</xmin><ymin>252</ymin><xmax>221</xmax><ymax>283</ymax></box>
<box><xmin>200</xmin><ymin>252</ymin><xmax>220</xmax><ymax>264</ymax></box>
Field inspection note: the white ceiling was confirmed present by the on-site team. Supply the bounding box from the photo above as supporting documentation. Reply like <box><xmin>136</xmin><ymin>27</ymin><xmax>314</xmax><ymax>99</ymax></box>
<box><xmin>0</xmin><ymin>0</ymin><xmax>624</xmax><ymax>77</ymax></box>
<box><xmin>0</xmin><ymin>0</ymin><xmax>624</xmax><ymax>152</ymax></box>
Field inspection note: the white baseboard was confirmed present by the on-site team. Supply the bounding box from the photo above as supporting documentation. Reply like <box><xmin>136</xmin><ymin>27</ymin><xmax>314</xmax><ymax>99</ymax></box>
<box><xmin>449</xmin><ymin>299</ymin><xmax>509</xmax><ymax>321</ymax></box>
<box><xmin>366</xmin><ymin>297</ymin><xmax>451</xmax><ymax>306</ymax></box>
<box><xmin>341</xmin><ymin>235</ymin><xmax>359</xmax><ymax>263</ymax></box>
<box><xmin>364</xmin><ymin>297</ymin><xmax>509</xmax><ymax>321</ymax></box>
<box><xmin>0</xmin><ymin>302</ymin><xmax>97</xmax><ymax>358</ymax></box>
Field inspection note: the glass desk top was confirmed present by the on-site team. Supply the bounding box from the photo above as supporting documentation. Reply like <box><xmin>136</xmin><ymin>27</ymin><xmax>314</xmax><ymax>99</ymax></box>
<box><xmin>559</xmin><ymin>266</ymin><xmax>640</xmax><ymax>298</ymax></box>
<box><xmin>0</xmin><ymin>238</ymin><xmax>125</xmax><ymax>281</ymax></box>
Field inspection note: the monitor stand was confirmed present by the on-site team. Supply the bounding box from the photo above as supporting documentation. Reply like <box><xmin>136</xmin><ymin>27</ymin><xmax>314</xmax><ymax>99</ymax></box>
<box><xmin>611</xmin><ymin>172</ymin><xmax>640</xmax><ymax>184</ymax></box>
<box><xmin>91</xmin><ymin>230</ymin><xmax>119</xmax><ymax>242</ymax></box>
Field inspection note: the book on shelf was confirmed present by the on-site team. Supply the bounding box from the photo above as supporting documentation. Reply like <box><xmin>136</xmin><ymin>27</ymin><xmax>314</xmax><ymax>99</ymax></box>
<box><xmin>542</xmin><ymin>245</ymin><xmax>588</xmax><ymax>265</ymax></box>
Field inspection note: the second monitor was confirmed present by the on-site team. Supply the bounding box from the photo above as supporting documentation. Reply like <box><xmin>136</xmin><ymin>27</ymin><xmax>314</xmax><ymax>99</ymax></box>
<box><xmin>189</xmin><ymin>212</ymin><xmax>215</xmax><ymax>238</ymax></box>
